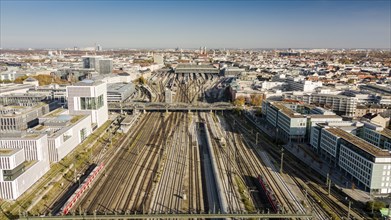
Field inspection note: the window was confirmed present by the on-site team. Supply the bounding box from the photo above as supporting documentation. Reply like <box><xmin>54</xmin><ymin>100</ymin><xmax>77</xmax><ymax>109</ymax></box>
<box><xmin>80</xmin><ymin>128</ymin><xmax>87</xmax><ymax>141</ymax></box>
<box><xmin>80</xmin><ymin>95</ymin><xmax>104</xmax><ymax>110</ymax></box>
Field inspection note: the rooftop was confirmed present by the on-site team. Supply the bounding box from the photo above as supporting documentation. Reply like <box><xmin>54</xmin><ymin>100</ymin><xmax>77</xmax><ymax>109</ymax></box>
<box><xmin>308</xmin><ymin>114</ymin><xmax>342</xmax><ymax>119</ymax></box>
<box><xmin>326</xmin><ymin>127</ymin><xmax>391</xmax><ymax>158</ymax></box>
<box><xmin>175</xmin><ymin>63</ymin><xmax>217</xmax><ymax>69</ymax></box>
<box><xmin>107</xmin><ymin>83</ymin><xmax>135</xmax><ymax>93</ymax></box>
<box><xmin>272</xmin><ymin>102</ymin><xmax>304</xmax><ymax>118</ymax></box>
<box><xmin>73</xmin><ymin>79</ymin><xmax>105</xmax><ymax>87</ymax></box>
<box><xmin>0</xmin><ymin>102</ymin><xmax>47</xmax><ymax>116</ymax></box>
<box><xmin>32</xmin><ymin>114</ymin><xmax>88</xmax><ymax>138</ymax></box>
<box><xmin>0</xmin><ymin>148</ymin><xmax>21</xmax><ymax>156</ymax></box>
<box><xmin>380</xmin><ymin>128</ymin><xmax>391</xmax><ymax>140</ymax></box>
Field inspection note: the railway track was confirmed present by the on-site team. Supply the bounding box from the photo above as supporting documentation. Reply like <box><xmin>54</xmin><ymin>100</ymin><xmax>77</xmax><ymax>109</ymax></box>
<box><xmin>232</xmin><ymin>113</ymin><xmax>366</xmax><ymax>219</ymax></box>
<box><xmin>205</xmin><ymin>113</ymin><xmax>242</xmax><ymax>213</ymax></box>
<box><xmin>151</xmin><ymin>112</ymin><xmax>200</xmax><ymax>213</ymax></box>
<box><xmin>224</xmin><ymin>114</ymin><xmax>301</xmax><ymax>214</ymax></box>
<box><xmin>83</xmin><ymin>113</ymin><xmax>156</xmax><ymax>212</ymax></box>
<box><xmin>76</xmin><ymin>113</ymin><xmax>167</xmax><ymax>213</ymax></box>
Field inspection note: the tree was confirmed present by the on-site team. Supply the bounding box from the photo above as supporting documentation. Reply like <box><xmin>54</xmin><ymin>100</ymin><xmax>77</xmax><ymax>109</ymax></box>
<box><xmin>347</xmin><ymin>79</ymin><xmax>355</xmax><ymax>84</ymax></box>
<box><xmin>233</xmin><ymin>96</ymin><xmax>245</xmax><ymax>107</ymax></box>
<box><xmin>365</xmin><ymin>200</ymin><xmax>386</xmax><ymax>212</ymax></box>
<box><xmin>138</xmin><ymin>76</ymin><xmax>147</xmax><ymax>85</ymax></box>
<box><xmin>14</xmin><ymin>74</ymin><xmax>68</xmax><ymax>85</ymax></box>
<box><xmin>250</xmin><ymin>94</ymin><xmax>263</xmax><ymax>106</ymax></box>
<box><xmin>14</xmin><ymin>75</ymin><xmax>29</xmax><ymax>84</ymax></box>
<box><xmin>0</xmin><ymin>79</ymin><xmax>12</xmax><ymax>83</ymax></box>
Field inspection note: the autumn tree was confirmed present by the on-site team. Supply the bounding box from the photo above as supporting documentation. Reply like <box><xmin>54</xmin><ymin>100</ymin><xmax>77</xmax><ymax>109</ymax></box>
<box><xmin>138</xmin><ymin>76</ymin><xmax>147</xmax><ymax>85</ymax></box>
<box><xmin>233</xmin><ymin>96</ymin><xmax>245</xmax><ymax>107</ymax></box>
<box><xmin>250</xmin><ymin>94</ymin><xmax>263</xmax><ymax>106</ymax></box>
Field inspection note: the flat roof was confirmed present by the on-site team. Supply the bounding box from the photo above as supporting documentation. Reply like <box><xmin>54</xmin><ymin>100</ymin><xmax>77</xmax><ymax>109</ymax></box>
<box><xmin>0</xmin><ymin>148</ymin><xmax>21</xmax><ymax>156</ymax></box>
<box><xmin>0</xmin><ymin>83</ymin><xmax>35</xmax><ymax>94</ymax></box>
<box><xmin>73</xmin><ymin>79</ymin><xmax>104</xmax><ymax>87</ymax></box>
<box><xmin>107</xmin><ymin>83</ymin><xmax>135</xmax><ymax>93</ymax></box>
<box><xmin>0</xmin><ymin>132</ymin><xmax>46</xmax><ymax>140</ymax></box>
<box><xmin>325</xmin><ymin>127</ymin><xmax>391</xmax><ymax>158</ymax></box>
<box><xmin>271</xmin><ymin>102</ymin><xmax>305</xmax><ymax>118</ymax></box>
<box><xmin>309</xmin><ymin>115</ymin><xmax>341</xmax><ymax>119</ymax></box>
<box><xmin>121</xmin><ymin>115</ymin><xmax>134</xmax><ymax>124</ymax></box>
<box><xmin>0</xmin><ymin>102</ymin><xmax>47</xmax><ymax>117</ymax></box>
<box><xmin>380</xmin><ymin>128</ymin><xmax>391</xmax><ymax>140</ymax></box>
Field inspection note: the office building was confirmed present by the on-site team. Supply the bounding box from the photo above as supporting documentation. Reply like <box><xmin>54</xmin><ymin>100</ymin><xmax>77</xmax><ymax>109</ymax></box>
<box><xmin>359</xmin><ymin>122</ymin><xmax>391</xmax><ymax>151</ymax></box>
<box><xmin>311</xmin><ymin>124</ymin><xmax>391</xmax><ymax>194</ymax></box>
<box><xmin>0</xmin><ymin>93</ymin><xmax>49</xmax><ymax>106</ymax></box>
<box><xmin>32</xmin><ymin>109</ymin><xmax>92</xmax><ymax>162</ymax></box>
<box><xmin>67</xmin><ymin>79</ymin><xmax>108</xmax><ymax>128</ymax></box>
<box><xmin>107</xmin><ymin>83</ymin><xmax>135</xmax><ymax>102</ymax></box>
<box><xmin>82</xmin><ymin>56</ymin><xmax>112</xmax><ymax>75</ymax></box>
<box><xmin>0</xmin><ymin>102</ymin><xmax>57</xmax><ymax>132</ymax></box>
<box><xmin>286</xmin><ymin>77</ymin><xmax>323</xmax><ymax>92</ymax></box>
<box><xmin>0</xmin><ymin>133</ymin><xmax>50</xmax><ymax>200</ymax></box>
<box><xmin>262</xmin><ymin>100</ymin><xmax>342</xmax><ymax>143</ymax></box>
<box><xmin>82</xmin><ymin>56</ymin><xmax>102</xmax><ymax>71</ymax></box>
<box><xmin>27</xmin><ymin>84</ymin><xmax>68</xmax><ymax>106</ymax></box>
<box><xmin>0</xmin><ymin>83</ymin><xmax>35</xmax><ymax>95</ymax></box>
<box><xmin>98</xmin><ymin>59</ymin><xmax>113</xmax><ymax>75</ymax></box>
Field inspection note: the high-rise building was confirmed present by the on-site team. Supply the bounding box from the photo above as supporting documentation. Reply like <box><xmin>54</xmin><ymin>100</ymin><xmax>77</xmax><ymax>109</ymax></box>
<box><xmin>82</xmin><ymin>56</ymin><xmax>102</xmax><ymax>72</ymax></box>
<box><xmin>82</xmin><ymin>56</ymin><xmax>112</xmax><ymax>75</ymax></box>
<box><xmin>98</xmin><ymin>59</ymin><xmax>113</xmax><ymax>75</ymax></box>
<box><xmin>96</xmin><ymin>44</ymin><xmax>102</xmax><ymax>51</ymax></box>
<box><xmin>66</xmin><ymin>79</ymin><xmax>108</xmax><ymax>128</ymax></box>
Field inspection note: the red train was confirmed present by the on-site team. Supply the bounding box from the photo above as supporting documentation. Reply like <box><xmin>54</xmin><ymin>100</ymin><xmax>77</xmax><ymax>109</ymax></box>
<box><xmin>258</xmin><ymin>175</ymin><xmax>280</xmax><ymax>213</ymax></box>
<box><xmin>61</xmin><ymin>163</ymin><xmax>105</xmax><ymax>215</ymax></box>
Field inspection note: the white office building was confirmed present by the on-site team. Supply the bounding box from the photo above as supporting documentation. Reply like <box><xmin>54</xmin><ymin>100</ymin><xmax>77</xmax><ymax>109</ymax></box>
<box><xmin>359</xmin><ymin>122</ymin><xmax>391</xmax><ymax>151</ymax></box>
<box><xmin>311</xmin><ymin>124</ymin><xmax>391</xmax><ymax>194</ymax></box>
<box><xmin>0</xmin><ymin>133</ymin><xmax>50</xmax><ymax>200</ymax></box>
<box><xmin>67</xmin><ymin>79</ymin><xmax>108</xmax><ymax>128</ymax></box>
<box><xmin>32</xmin><ymin>110</ymin><xmax>92</xmax><ymax>162</ymax></box>
<box><xmin>283</xmin><ymin>92</ymin><xmax>358</xmax><ymax>116</ymax></box>
<box><xmin>286</xmin><ymin>76</ymin><xmax>323</xmax><ymax>92</ymax></box>
<box><xmin>262</xmin><ymin>100</ymin><xmax>343</xmax><ymax>143</ymax></box>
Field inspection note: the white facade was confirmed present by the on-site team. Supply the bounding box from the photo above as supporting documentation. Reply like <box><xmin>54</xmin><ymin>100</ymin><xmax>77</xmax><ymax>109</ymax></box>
<box><xmin>0</xmin><ymin>72</ymin><xmax>16</xmax><ymax>81</ymax></box>
<box><xmin>286</xmin><ymin>77</ymin><xmax>322</xmax><ymax>92</ymax></box>
<box><xmin>283</xmin><ymin>92</ymin><xmax>358</xmax><ymax>116</ymax></box>
<box><xmin>0</xmin><ymin>134</ymin><xmax>50</xmax><ymax>200</ymax></box>
<box><xmin>260</xmin><ymin>81</ymin><xmax>285</xmax><ymax>91</ymax></box>
<box><xmin>42</xmin><ymin>115</ymin><xmax>92</xmax><ymax>162</ymax></box>
<box><xmin>263</xmin><ymin>100</ymin><xmax>342</xmax><ymax>143</ymax></box>
<box><xmin>67</xmin><ymin>80</ymin><xmax>108</xmax><ymax>128</ymax></box>
<box><xmin>311</xmin><ymin>125</ymin><xmax>391</xmax><ymax>194</ymax></box>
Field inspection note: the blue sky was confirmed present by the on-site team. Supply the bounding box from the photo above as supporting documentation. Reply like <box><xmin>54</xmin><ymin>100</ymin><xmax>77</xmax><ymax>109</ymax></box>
<box><xmin>1</xmin><ymin>0</ymin><xmax>390</xmax><ymax>49</ymax></box>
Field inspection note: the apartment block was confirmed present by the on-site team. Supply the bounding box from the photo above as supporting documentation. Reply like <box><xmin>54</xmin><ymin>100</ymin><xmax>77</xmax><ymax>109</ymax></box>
<box><xmin>283</xmin><ymin>92</ymin><xmax>358</xmax><ymax>117</ymax></box>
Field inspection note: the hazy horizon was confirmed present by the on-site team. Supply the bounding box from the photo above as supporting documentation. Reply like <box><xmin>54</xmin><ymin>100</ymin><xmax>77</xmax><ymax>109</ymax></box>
<box><xmin>1</xmin><ymin>0</ymin><xmax>390</xmax><ymax>49</ymax></box>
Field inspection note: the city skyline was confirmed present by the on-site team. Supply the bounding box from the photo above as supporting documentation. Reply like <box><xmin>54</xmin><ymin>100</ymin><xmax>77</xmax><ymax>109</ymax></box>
<box><xmin>1</xmin><ymin>0</ymin><xmax>390</xmax><ymax>49</ymax></box>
